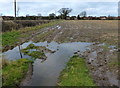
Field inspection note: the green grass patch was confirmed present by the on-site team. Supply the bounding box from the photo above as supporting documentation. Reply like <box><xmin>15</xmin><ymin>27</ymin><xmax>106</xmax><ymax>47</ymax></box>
<box><xmin>2</xmin><ymin>58</ymin><xmax>33</xmax><ymax>86</ymax></box>
<box><xmin>58</xmin><ymin>55</ymin><xmax>96</xmax><ymax>86</ymax></box>
<box><xmin>25</xmin><ymin>44</ymin><xmax>39</xmax><ymax>49</ymax></box>
<box><xmin>2</xmin><ymin>31</ymin><xmax>20</xmax><ymax>47</ymax></box>
<box><xmin>21</xmin><ymin>44</ymin><xmax>46</xmax><ymax>59</ymax></box>
<box><xmin>2</xmin><ymin>20</ymin><xmax>61</xmax><ymax>47</ymax></box>
<box><xmin>27</xmin><ymin>51</ymin><xmax>45</xmax><ymax>59</ymax></box>
<box><xmin>102</xmin><ymin>44</ymin><xmax>110</xmax><ymax>51</ymax></box>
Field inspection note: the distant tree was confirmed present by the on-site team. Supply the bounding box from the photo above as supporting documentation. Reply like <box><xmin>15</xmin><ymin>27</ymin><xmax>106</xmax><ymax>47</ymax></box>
<box><xmin>79</xmin><ymin>11</ymin><xmax>87</xmax><ymax>17</ymax></box>
<box><xmin>38</xmin><ymin>13</ymin><xmax>42</xmax><ymax>20</ymax></box>
<box><xmin>58</xmin><ymin>8</ymin><xmax>72</xmax><ymax>19</ymax></box>
<box><xmin>38</xmin><ymin>13</ymin><xmax>41</xmax><ymax>16</ymax></box>
<box><xmin>77</xmin><ymin>15</ymin><xmax>80</xmax><ymax>20</ymax></box>
<box><xmin>26</xmin><ymin>14</ymin><xmax>29</xmax><ymax>16</ymax></box>
<box><xmin>49</xmin><ymin>13</ymin><xmax>56</xmax><ymax>19</ymax></box>
<box><xmin>26</xmin><ymin>14</ymin><xmax>30</xmax><ymax>20</ymax></box>
<box><xmin>108</xmin><ymin>15</ymin><xmax>111</xmax><ymax>17</ymax></box>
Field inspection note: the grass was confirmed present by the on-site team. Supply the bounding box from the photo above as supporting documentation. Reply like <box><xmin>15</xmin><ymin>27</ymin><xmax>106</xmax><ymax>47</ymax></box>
<box><xmin>33</xmin><ymin>30</ymin><xmax>55</xmax><ymax>42</ymax></box>
<box><xmin>24</xmin><ymin>43</ymin><xmax>39</xmax><ymax>49</ymax></box>
<box><xmin>27</xmin><ymin>51</ymin><xmax>45</xmax><ymax>59</ymax></box>
<box><xmin>2</xmin><ymin>44</ymin><xmax>47</xmax><ymax>86</ymax></box>
<box><xmin>2</xmin><ymin>20</ymin><xmax>61</xmax><ymax>48</ymax></box>
<box><xmin>2</xmin><ymin>31</ymin><xmax>20</xmax><ymax>47</ymax></box>
<box><xmin>21</xmin><ymin>43</ymin><xmax>46</xmax><ymax>59</ymax></box>
<box><xmin>102</xmin><ymin>44</ymin><xmax>110</xmax><ymax>51</ymax></box>
<box><xmin>2</xmin><ymin>58</ymin><xmax>33</xmax><ymax>86</ymax></box>
<box><xmin>58</xmin><ymin>55</ymin><xmax>96</xmax><ymax>86</ymax></box>
<box><xmin>2</xmin><ymin>58</ymin><xmax>10</xmax><ymax>68</ymax></box>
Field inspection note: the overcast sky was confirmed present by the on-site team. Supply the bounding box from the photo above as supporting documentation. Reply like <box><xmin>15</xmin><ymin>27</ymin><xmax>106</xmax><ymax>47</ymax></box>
<box><xmin>0</xmin><ymin>0</ymin><xmax>119</xmax><ymax>16</ymax></box>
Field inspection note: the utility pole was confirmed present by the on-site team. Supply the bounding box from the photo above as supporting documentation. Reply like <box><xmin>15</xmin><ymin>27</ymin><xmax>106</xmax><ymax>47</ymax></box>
<box><xmin>14</xmin><ymin>0</ymin><xmax>16</xmax><ymax>20</ymax></box>
<box><xmin>14</xmin><ymin>0</ymin><xmax>23</xmax><ymax>58</ymax></box>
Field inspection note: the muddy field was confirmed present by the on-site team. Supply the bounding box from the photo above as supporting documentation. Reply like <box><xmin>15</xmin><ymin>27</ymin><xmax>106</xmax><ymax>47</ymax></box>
<box><xmin>82</xmin><ymin>43</ymin><xmax>119</xmax><ymax>86</ymax></box>
<box><xmin>2</xmin><ymin>20</ymin><xmax>119</xmax><ymax>86</ymax></box>
<box><xmin>30</xmin><ymin>20</ymin><xmax>119</xmax><ymax>86</ymax></box>
<box><xmin>30</xmin><ymin>20</ymin><xmax>118</xmax><ymax>45</ymax></box>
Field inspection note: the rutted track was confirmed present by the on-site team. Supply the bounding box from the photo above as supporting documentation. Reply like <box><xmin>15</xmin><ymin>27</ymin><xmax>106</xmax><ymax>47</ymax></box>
<box><xmin>31</xmin><ymin>20</ymin><xmax>118</xmax><ymax>45</ymax></box>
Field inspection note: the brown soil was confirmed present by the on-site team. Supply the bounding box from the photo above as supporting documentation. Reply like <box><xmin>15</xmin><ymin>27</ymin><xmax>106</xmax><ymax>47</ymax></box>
<box><xmin>81</xmin><ymin>43</ymin><xmax>119</xmax><ymax>87</ymax></box>
<box><xmin>31</xmin><ymin>20</ymin><xmax>118</xmax><ymax>45</ymax></box>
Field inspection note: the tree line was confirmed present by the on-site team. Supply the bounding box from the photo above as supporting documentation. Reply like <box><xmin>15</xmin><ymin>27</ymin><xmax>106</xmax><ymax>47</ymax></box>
<box><xmin>1</xmin><ymin>8</ymin><xmax>119</xmax><ymax>20</ymax></box>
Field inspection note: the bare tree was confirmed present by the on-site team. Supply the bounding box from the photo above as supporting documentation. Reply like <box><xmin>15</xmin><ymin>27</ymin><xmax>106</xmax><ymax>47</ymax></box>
<box><xmin>17</xmin><ymin>6</ymin><xmax>20</xmax><ymax>17</ymax></box>
<box><xmin>79</xmin><ymin>11</ymin><xmax>87</xmax><ymax>17</ymax></box>
<box><xmin>49</xmin><ymin>13</ymin><xmax>56</xmax><ymax>19</ymax></box>
<box><xmin>26</xmin><ymin>14</ymin><xmax>29</xmax><ymax>16</ymax></box>
<box><xmin>38</xmin><ymin>13</ymin><xmax>41</xmax><ymax>16</ymax></box>
<box><xmin>38</xmin><ymin>13</ymin><xmax>42</xmax><ymax>20</ymax></box>
<box><xmin>58</xmin><ymin>8</ymin><xmax>72</xmax><ymax>19</ymax></box>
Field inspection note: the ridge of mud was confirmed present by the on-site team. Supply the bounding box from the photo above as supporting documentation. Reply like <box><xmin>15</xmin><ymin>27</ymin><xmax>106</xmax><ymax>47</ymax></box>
<box><xmin>79</xmin><ymin>43</ymin><xmax>119</xmax><ymax>87</ymax></box>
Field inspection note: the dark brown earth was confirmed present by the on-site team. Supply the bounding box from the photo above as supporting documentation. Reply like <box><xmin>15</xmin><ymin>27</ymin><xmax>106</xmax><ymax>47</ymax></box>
<box><xmin>30</xmin><ymin>20</ymin><xmax>118</xmax><ymax>45</ymax></box>
<box><xmin>81</xmin><ymin>43</ymin><xmax>119</xmax><ymax>86</ymax></box>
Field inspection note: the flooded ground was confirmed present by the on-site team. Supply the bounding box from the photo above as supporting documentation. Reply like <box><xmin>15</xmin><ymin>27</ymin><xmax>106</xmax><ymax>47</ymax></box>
<box><xmin>2</xmin><ymin>20</ymin><xmax>119</xmax><ymax>87</ymax></box>
<box><xmin>3</xmin><ymin>41</ymin><xmax>92</xmax><ymax>86</ymax></box>
<box><xmin>2</xmin><ymin>41</ymin><xmax>119</xmax><ymax>87</ymax></box>
<box><xmin>83</xmin><ymin>43</ymin><xmax>119</xmax><ymax>87</ymax></box>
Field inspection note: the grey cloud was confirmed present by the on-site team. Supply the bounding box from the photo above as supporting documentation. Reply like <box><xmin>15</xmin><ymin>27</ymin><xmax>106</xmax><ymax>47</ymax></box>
<box><xmin>0</xmin><ymin>1</ymin><xmax>118</xmax><ymax>16</ymax></box>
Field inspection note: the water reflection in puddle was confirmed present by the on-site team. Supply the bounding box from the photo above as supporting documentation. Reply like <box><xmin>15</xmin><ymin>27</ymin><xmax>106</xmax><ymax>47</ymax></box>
<box><xmin>3</xmin><ymin>41</ymin><xmax>92</xmax><ymax>86</ymax></box>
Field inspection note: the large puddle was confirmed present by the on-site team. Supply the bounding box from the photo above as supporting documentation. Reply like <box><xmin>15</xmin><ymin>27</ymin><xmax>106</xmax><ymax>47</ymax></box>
<box><xmin>3</xmin><ymin>41</ymin><xmax>92</xmax><ymax>86</ymax></box>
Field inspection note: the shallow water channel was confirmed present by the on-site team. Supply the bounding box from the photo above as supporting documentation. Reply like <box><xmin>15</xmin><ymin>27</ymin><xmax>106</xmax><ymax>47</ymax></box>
<box><xmin>3</xmin><ymin>41</ymin><xmax>92</xmax><ymax>86</ymax></box>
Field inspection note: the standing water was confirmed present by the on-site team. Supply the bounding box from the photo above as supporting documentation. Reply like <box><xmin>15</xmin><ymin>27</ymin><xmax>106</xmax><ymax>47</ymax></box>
<box><xmin>3</xmin><ymin>41</ymin><xmax>92</xmax><ymax>86</ymax></box>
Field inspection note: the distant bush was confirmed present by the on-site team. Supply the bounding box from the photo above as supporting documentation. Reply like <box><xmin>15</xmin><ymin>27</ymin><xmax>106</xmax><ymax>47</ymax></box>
<box><xmin>2</xmin><ymin>21</ymin><xmax>18</xmax><ymax>32</ymax></box>
<box><xmin>2</xmin><ymin>20</ymin><xmax>52</xmax><ymax>32</ymax></box>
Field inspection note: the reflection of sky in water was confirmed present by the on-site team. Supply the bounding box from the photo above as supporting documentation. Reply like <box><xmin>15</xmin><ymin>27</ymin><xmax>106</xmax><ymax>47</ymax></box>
<box><xmin>3</xmin><ymin>41</ymin><xmax>92</xmax><ymax>60</ymax></box>
<box><xmin>2</xmin><ymin>40</ymin><xmax>118</xmax><ymax>86</ymax></box>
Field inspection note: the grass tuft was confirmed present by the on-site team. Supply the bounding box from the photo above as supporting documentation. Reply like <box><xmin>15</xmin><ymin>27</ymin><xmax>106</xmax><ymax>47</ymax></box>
<box><xmin>21</xmin><ymin>44</ymin><xmax>46</xmax><ymax>59</ymax></box>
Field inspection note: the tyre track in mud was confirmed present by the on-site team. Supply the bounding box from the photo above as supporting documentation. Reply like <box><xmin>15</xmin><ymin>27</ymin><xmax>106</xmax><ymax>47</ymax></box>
<box><xmin>31</xmin><ymin>20</ymin><xmax>118</xmax><ymax>44</ymax></box>
<box><xmin>81</xmin><ymin>43</ymin><xmax>119</xmax><ymax>87</ymax></box>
